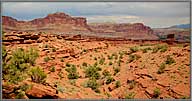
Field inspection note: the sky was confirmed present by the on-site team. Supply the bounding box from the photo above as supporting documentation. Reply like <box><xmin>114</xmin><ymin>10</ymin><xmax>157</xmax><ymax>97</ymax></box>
<box><xmin>2</xmin><ymin>2</ymin><xmax>190</xmax><ymax>28</ymax></box>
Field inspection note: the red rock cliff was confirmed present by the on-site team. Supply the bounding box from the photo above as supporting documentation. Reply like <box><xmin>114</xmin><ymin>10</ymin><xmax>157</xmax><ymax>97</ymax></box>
<box><xmin>2</xmin><ymin>12</ymin><xmax>89</xmax><ymax>32</ymax></box>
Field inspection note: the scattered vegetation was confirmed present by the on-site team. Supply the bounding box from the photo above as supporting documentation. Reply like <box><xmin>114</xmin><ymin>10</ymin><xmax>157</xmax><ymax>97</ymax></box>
<box><xmin>142</xmin><ymin>47</ymin><xmax>152</xmax><ymax>53</ymax></box>
<box><xmin>82</xmin><ymin>49</ymin><xmax>87</xmax><ymax>53</ymax></box>
<box><xmin>130</xmin><ymin>46</ymin><xmax>139</xmax><ymax>53</ymax></box>
<box><xmin>109</xmin><ymin>61</ymin><xmax>113</xmax><ymax>65</ymax></box>
<box><xmin>94</xmin><ymin>57</ymin><xmax>97</xmax><ymax>60</ymax></box>
<box><xmin>3</xmin><ymin>47</ymin><xmax>39</xmax><ymax>84</ymax></box>
<box><xmin>165</xmin><ymin>55</ymin><xmax>175</xmax><ymax>65</ymax></box>
<box><xmin>115</xmin><ymin>80</ymin><xmax>121</xmax><ymax>88</ymax></box>
<box><xmin>44</xmin><ymin>44</ymin><xmax>49</xmax><ymax>48</ymax></box>
<box><xmin>113</xmin><ymin>67</ymin><xmax>120</xmax><ymax>75</ymax></box>
<box><xmin>128</xmin><ymin>80</ymin><xmax>136</xmax><ymax>89</ymax></box>
<box><xmin>2</xmin><ymin>46</ymin><xmax>40</xmax><ymax>98</ymax></box>
<box><xmin>66</xmin><ymin>62</ymin><xmax>71</xmax><ymax>67</ymax></box>
<box><xmin>56</xmin><ymin>85</ymin><xmax>65</xmax><ymax>93</ymax></box>
<box><xmin>84</xmin><ymin>65</ymin><xmax>101</xmax><ymax>79</ymax></box>
<box><xmin>128</xmin><ymin>54</ymin><xmax>141</xmax><ymax>63</ymax></box>
<box><xmin>108</xmin><ymin>55</ymin><xmax>113</xmax><ymax>60</ymax></box>
<box><xmin>85</xmin><ymin>78</ymin><xmax>99</xmax><ymax>92</ymax></box>
<box><xmin>30</xmin><ymin>66</ymin><xmax>47</xmax><ymax>83</ymax></box>
<box><xmin>58</xmin><ymin>71</ymin><xmax>64</xmax><ymax>79</ymax></box>
<box><xmin>105</xmin><ymin>76</ymin><xmax>115</xmax><ymax>84</ymax></box>
<box><xmin>180</xmin><ymin>96</ymin><xmax>190</xmax><ymax>99</ymax></box>
<box><xmin>99</xmin><ymin>57</ymin><xmax>105</xmax><ymax>65</ymax></box>
<box><xmin>44</xmin><ymin>56</ymin><xmax>50</xmax><ymax>62</ymax></box>
<box><xmin>152</xmin><ymin>44</ymin><xmax>168</xmax><ymax>53</ymax></box>
<box><xmin>49</xmin><ymin>66</ymin><xmax>55</xmax><ymax>72</ymax></box>
<box><xmin>102</xmin><ymin>70</ymin><xmax>111</xmax><ymax>77</ymax></box>
<box><xmin>82</xmin><ymin>62</ymin><xmax>88</xmax><ymax>67</ymax></box>
<box><xmin>52</xmin><ymin>48</ymin><xmax>57</xmax><ymax>52</ymax></box>
<box><xmin>60</xmin><ymin>58</ymin><xmax>64</xmax><ymax>62</ymax></box>
<box><xmin>125</xmin><ymin>92</ymin><xmax>136</xmax><ymax>99</ymax></box>
<box><xmin>153</xmin><ymin>88</ymin><xmax>161</xmax><ymax>98</ymax></box>
<box><xmin>65</xmin><ymin>64</ymin><xmax>79</xmax><ymax>79</ymax></box>
<box><xmin>69</xmin><ymin>80</ymin><xmax>76</xmax><ymax>86</ymax></box>
<box><xmin>157</xmin><ymin>63</ymin><xmax>166</xmax><ymax>74</ymax></box>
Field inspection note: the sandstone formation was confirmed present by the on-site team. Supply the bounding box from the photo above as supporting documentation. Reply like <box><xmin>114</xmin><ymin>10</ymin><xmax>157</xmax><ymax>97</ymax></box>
<box><xmin>2</xmin><ymin>12</ymin><xmax>90</xmax><ymax>32</ymax></box>
<box><xmin>3</xmin><ymin>12</ymin><xmax>159</xmax><ymax>40</ymax></box>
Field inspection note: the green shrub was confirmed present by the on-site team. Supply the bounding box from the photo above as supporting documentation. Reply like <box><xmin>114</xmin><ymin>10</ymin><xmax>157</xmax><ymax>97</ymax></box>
<box><xmin>52</xmin><ymin>48</ymin><xmax>57</xmax><ymax>52</ymax></box>
<box><xmin>58</xmin><ymin>71</ymin><xmax>64</xmax><ymax>79</ymax></box>
<box><xmin>44</xmin><ymin>44</ymin><xmax>49</xmax><ymax>48</ymax></box>
<box><xmin>153</xmin><ymin>88</ymin><xmax>161</xmax><ymax>98</ymax></box>
<box><xmin>102</xmin><ymin>70</ymin><xmax>111</xmax><ymax>77</ymax></box>
<box><xmin>28</xmin><ymin>48</ymin><xmax>39</xmax><ymax>65</ymax></box>
<box><xmin>83</xmin><ymin>49</ymin><xmax>87</xmax><ymax>53</ymax></box>
<box><xmin>94</xmin><ymin>62</ymin><xmax>98</xmax><ymax>67</ymax></box>
<box><xmin>82</xmin><ymin>62</ymin><xmax>88</xmax><ymax>67</ymax></box>
<box><xmin>69</xmin><ymin>79</ymin><xmax>76</xmax><ymax>86</ymax></box>
<box><xmin>142</xmin><ymin>47</ymin><xmax>152</xmax><ymax>53</ymax></box>
<box><xmin>65</xmin><ymin>65</ymin><xmax>79</xmax><ymax>79</ymax></box>
<box><xmin>56</xmin><ymin>85</ymin><xmax>65</xmax><ymax>93</ymax></box>
<box><xmin>115</xmin><ymin>80</ymin><xmax>121</xmax><ymax>88</ymax></box>
<box><xmin>86</xmin><ymin>78</ymin><xmax>99</xmax><ymax>90</ymax></box>
<box><xmin>60</xmin><ymin>58</ymin><xmax>64</xmax><ymax>62</ymax></box>
<box><xmin>85</xmin><ymin>65</ymin><xmax>101</xmax><ymax>79</ymax></box>
<box><xmin>180</xmin><ymin>96</ymin><xmax>190</xmax><ymax>99</ymax></box>
<box><xmin>15</xmin><ymin>91</ymin><xmax>25</xmax><ymax>99</ymax></box>
<box><xmin>129</xmin><ymin>80</ymin><xmax>136</xmax><ymax>89</ymax></box>
<box><xmin>165</xmin><ymin>55</ymin><xmax>175</xmax><ymax>65</ymax></box>
<box><xmin>66</xmin><ymin>62</ymin><xmax>71</xmax><ymax>67</ymax></box>
<box><xmin>3</xmin><ymin>47</ymin><xmax>39</xmax><ymax>84</ymax></box>
<box><xmin>152</xmin><ymin>47</ymin><xmax>159</xmax><ymax>53</ymax></box>
<box><xmin>160</xmin><ymin>45</ymin><xmax>168</xmax><ymax>52</ymax></box>
<box><xmin>157</xmin><ymin>63</ymin><xmax>166</xmax><ymax>74</ymax></box>
<box><xmin>94</xmin><ymin>88</ymin><xmax>101</xmax><ymax>93</ymax></box>
<box><xmin>49</xmin><ymin>66</ymin><xmax>55</xmax><ymax>72</ymax></box>
<box><xmin>125</xmin><ymin>92</ymin><xmax>136</xmax><ymax>99</ymax></box>
<box><xmin>30</xmin><ymin>66</ymin><xmax>47</xmax><ymax>83</ymax></box>
<box><xmin>106</xmin><ymin>76</ymin><xmax>114</xmax><ymax>84</ymax></box>
<box><xmin>130</xmin><ymin>46</ymin><xmax>139</xmax><ymax>53</ymax></box>
<box><xmin>152</xmin><ymin>44</ymin><xmax>168</xmax><ymax>53</ymax></box>
<box><xmin>94</xmin><ymin>57</ymin><xmax>97</xmax><ymax>60</ymax></box>
<box><xmin>109</xmin><ymin>61</ymin><xmax>113</xmax><ymax>65</ymax></box>
<box><xmin>44</xmin><ymin>56</ymin><xmax>50</xmax><ymax>62</ymax></box>
<box><xmin>94</xmin><ymin>49</ymin><xmax>98</xmax><ymax>52</ymax></box>
<box><xmin>119</xmin><ymin>51</ymin><xmax>124</xmax><ymax>59</ymax></box>
<box><xmin>2</xmin><ymin>45</ymin><xmax>39</xmax><ymax>99</ymax></box>
<box><xmin>114</xmin><ymin>67</ymin><xmax>120</xmax><ymax>75</ymax></box>
<box><xmin>67</xmin><ymin>73</ymin><xmax>79</xmax><ymax>79</ymax></box>
<box><xmin>65</xmin><ymin>65</ymin><xmax>76</xmax><ymax>73</ymax></box>
<box><xmin>108</xmin><ymin>55</ymin><xmax>113</xmax><ymax>60</ymax></box>
<box><xmin>99</xmin><ymin>58</ymin><xmax>105</xmax><ymax>65</ymax></box>
<box><xmin>128</xmin><ymin>54</ymin><xmax>141</xmax><ymax>63</ymax></box>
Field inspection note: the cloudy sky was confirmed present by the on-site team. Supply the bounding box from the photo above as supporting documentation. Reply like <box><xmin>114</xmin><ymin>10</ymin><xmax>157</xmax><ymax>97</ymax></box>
<box><xmin>2</xmin><ymin>2</ymin><xmax>190</xmax><ymax>28</ymax></box>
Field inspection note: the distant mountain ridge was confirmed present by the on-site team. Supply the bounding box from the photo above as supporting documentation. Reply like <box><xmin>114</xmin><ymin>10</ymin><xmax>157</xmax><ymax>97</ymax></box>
<box><xmin>2</xmin><ymin>12</ymin><xmax>158</xmax><ymax>40</ymax></box>
<box><xmin>169</xmin><ymin>24</ymin><xmax>190</xmax><ymax>29</ymax></box>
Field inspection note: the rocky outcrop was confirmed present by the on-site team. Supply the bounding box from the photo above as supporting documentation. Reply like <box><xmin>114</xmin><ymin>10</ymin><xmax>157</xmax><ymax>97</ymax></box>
<box><xmin>2</xmin><ymin>12</ymin><xmax>90</xmax><ymax>32</ymax></box>
<box><xmin>89</xmin><ymin>23</ymin><xmax>158</xmax><ymax>40</ymax></box>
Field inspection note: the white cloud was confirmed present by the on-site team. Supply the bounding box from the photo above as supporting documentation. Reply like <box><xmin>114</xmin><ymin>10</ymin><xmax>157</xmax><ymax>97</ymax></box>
<box><xmin>86</xmin><ymin>15</ymin><xmax>143</xmax><ymax>23</ymax></box>
<box><xmin>2</xmin><ymin>2</ymin><xmax>190</xmax><ymax>27</ymax></box>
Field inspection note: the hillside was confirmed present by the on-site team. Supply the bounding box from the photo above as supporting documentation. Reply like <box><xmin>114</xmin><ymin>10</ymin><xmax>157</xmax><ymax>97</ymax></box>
<box><xmin>3</xmin><ymin>12</ymin><xmax>158</xmax><ymax>40</ymax></box>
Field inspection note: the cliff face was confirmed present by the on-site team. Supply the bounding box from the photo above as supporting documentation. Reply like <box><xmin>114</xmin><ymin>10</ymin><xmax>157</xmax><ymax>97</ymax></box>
<box><xmin>2</xmin><ymin>12</ymin><xmax>89</xmax><ymax>32</ymax></box>
<box><xmin>89</xmin><ymin>23</ymin><xmax>158</xmax><ymax>40</ymax></box>
<box><xmin>89</xmin><ymin>23</ymin><xmax>153</xmax><ymax>34</ymax></box>
<box><xmin>2</xmin><ymin>12</ymin><xmax>158</xmax><ymax>40</ymax></box>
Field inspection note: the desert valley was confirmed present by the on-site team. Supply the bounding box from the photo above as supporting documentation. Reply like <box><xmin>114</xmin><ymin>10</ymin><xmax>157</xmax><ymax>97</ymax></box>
<box><xmin>2</xmin><ymin>12</ymin><xmax>190</xmax><ymax>99</ymax></box>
